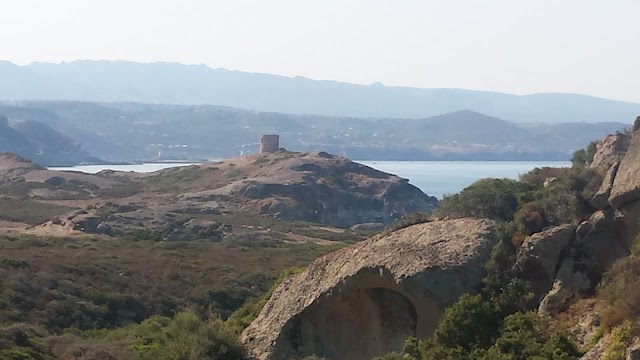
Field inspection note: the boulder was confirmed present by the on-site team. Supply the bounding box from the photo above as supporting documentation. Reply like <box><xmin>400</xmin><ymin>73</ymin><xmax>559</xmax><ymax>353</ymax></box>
<box><xmin>576</xmin><ymin>209</ymin><xmax>627</xmax><ymax>271</ymax></box>
<box><xmin>538</xmin><ymin>259</ymin><xmax>591</xmax><ymax>316</ymax></box>
<box><xmin>634</xmin><ymin>115</ymin><xmax>640</xmax><ymax>132</ymax></box>
<box><xmin>609</xmin><ymin>131</ymin><xmax>640</xmax><ymax>209</ymax></box>
<box><xmin>580</xmin><ymin>336</ymin><xmax>608</xmax><ymax>360</ymax></box>
<box><xmin>164</xmin><ymin>219</ymin><xmax>223</xmax><ymax>242</ymax></box>
<box><xmin>590</xmin><ymin>132</ymin><xmax>630</xmax><ymax>172</ymax></box>
<box><xmin>514</xmin><ymin>224</ymin><xmax>575</xmax><ymax>298</ymax></box>
<box><xmin>581</xmin><ymin>336</ymin><xmax>640</xmax><ymax>360</ymax></box>
<box><xmin>241</xmin><ymin>218</ymin><xmax>498</xmax><ymax>360</ymax></box>
<box><xmin>628</xmin><ymin>339</ymin><xmax>640</xmax><ymax>360</ymax></box>
<box><xmin>349</xmin><ymin>222</ymin><xmax>386</xmax><ymax>232</ymax></box>
<box><xmin>592</xmin><ymin>162</ymin><xmax>620</xmax><ymax>209</ymax></box>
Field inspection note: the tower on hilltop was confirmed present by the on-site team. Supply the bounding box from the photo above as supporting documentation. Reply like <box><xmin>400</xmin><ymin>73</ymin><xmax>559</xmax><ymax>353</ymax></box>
<box><xmin>259</xmin><ymin>134</ymin><xmax>279</xmax><ymax>154</ymax></box>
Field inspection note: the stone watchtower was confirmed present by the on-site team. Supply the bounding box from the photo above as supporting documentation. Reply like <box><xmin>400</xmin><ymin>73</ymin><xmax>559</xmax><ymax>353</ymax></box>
<box><xmin>259</xmin><ymin>135</ymin><xmax>280</xmax><ymax>154</ymax></box>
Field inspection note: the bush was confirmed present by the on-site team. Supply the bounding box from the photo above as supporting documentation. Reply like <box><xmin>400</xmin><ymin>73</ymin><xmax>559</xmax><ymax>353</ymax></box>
<box><xmin>435</xmin><ymin>178</ymin><xmax>535</xmax><ymax>222</ymax></box>
<box><xmin>430</xmin><ymin>294</ymin><xmax>499</xmax><ymax>352</ymax></box>
<box><xmin>597</xmin><ymin>250</ymin><xmax>640</xmax><ymax>330</ymax></box>
<box><xmin>603</xmin><ymin>321</ymin><xmax>633</xmax><ymax>360</ymax></box>
<box><xmin>135</xmin><ymin>312</ymin><xmax>245</xmax><ymax>360</ymax></box>
<box><xmin>513</xmin><ymin>201</ymin><xmax>547</xmax><ymax>237</ymax></box>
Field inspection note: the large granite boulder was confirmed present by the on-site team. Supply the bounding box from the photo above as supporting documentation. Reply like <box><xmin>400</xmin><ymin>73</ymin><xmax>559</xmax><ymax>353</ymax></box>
<box><xmin>590</xmin><ymin>132</ymin><xmax>630</xmax><ymax>172</ymax></box>
<box><xmin>241</xmin><ymin>218</ymin><xmax>498</xmax><ymax>360</ymax></box>
<box><xmin>576</xmin><ymin>209</ymin><xmax>628</xmax><ymax>271</ymax></box>
<box><xmin>592</xmin><ymin>161</ymin><xmax>620</xmax><ymax>209</ymax></box>
<box><xmin>609</xmin><ymin>130</ymin><xmax>640</xmax><ymax>209</ymax></box>
<box><xmin>537</xmin><ymin>259</ymin><xmax>590</xmax><ymax>316</ymax></box>
<box><xmin>513</xmin><ymin>224</ymin><xmax>575</xmax><ymax>298</ymax></box>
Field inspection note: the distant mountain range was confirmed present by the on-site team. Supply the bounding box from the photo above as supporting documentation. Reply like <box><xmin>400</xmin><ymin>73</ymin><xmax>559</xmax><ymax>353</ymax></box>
<box><xmin>0</xmin><ymin>101</ymin><xmax>629</xmax><ymax>164</ymax></box>
<box><xmin>1</xmin><ymin>60</ymin><xmax>640</xmax><ymax>123</ymax></box>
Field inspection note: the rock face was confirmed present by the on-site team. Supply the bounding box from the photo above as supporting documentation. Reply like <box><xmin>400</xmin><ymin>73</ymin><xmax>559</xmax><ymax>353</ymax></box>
<box><xmin>590</xmin><ymin>132</ymin><xmax>630</xmax><ymax>172</ymax></box>
<box><xmin>514</xmin><ymin>224</ymin><xmax>575</xmax><ymax>298</ymax></box>
<box><xmin>537</xmin><ymin>259</ymin><xmax>590</xmax><ymax>316</ymax></box>
<box><xmin>576</xmin><ymin>209</ymin><xmax>627</xmax><ymax>271</ymax></box>
<box><xmin>609</xmin><ymin>130</ymin><xmax>640</xmax><ymax>209</ymax></box>
<box><xmin>241</xmin><ymin>218</ymin><xmax>498</xmax><ymax>360</ymax></box>
<box><xmin>592</xmin><ymin>162</ymin><xmax>620</xmax><ymax>209</ymax></box>
<box><xmin>580</xmin><ymin>336</ymin><xmax>640</xmax><ymax>360</ymax></box>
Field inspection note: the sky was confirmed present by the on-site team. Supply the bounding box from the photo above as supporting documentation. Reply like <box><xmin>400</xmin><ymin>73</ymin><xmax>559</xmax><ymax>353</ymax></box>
<box><xmin>1</xmin><ymin>0</ymin><xmax>639</xmax><ymax>103</ymax></box>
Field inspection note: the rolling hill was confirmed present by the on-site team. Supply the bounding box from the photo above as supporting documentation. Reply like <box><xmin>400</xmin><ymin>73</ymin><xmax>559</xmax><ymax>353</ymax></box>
<box><xmin>1</xmin><ymin>60</ymin><xmax>639</xmax><ymax>123</ymax></box>
<box><xmin>0</xmin><ymin>102</ymin><xmax>629</xmax><ymax>162</ymax></box>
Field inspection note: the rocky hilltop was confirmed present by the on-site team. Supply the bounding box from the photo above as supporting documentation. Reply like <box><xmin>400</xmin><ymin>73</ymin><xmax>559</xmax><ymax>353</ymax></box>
<box><xmin>241</xmin><ymin>218</ymin><xmax>498</xmax><ymax>360</ymax></box>
<box><xmin>172</xmin><ymin>151</ymin><xmax>438</xmax><ymax>228</ymax></box>
<box><xmin>0</xmin><ymin>151</ymin><xmax>437</xmax><ymax>239</ymax></box>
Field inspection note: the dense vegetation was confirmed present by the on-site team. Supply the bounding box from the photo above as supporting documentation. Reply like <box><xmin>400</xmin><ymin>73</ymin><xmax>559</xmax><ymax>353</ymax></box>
<box><xmin>0</xmin><ymin>234</ymin><xmax>340</xmax><ymax>359</ymax></box>
<box><xmin>435</xmin><ymin>162</ymin><xmax>601</xmax><ymax>246</ymax></box>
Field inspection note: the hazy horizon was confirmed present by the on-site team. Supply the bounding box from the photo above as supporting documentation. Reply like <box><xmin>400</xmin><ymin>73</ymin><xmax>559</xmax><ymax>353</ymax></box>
<box><xmin>3</xmin><ymin>59</ymin><xmax>640</xmax><ymax>105</ymax></box>
<box><xmin>1</xmin><ymin>1</ymin><xmax>639</xmax><ymax>103</ymax></box>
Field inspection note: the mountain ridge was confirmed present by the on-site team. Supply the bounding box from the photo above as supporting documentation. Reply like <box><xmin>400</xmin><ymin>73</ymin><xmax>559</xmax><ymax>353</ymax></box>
<box><xmin>2</xmin><ymin>60</ymin><xmax>639</xmax><ymax>123</ymax></box>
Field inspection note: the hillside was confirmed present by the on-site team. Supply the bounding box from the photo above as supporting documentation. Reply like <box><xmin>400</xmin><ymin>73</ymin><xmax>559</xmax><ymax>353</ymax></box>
<box><xmin>0</xmin><ymin>102</ymin><xmax>628</xmax><ymax>161</ymax></box>
<box><xmin>0</xmin><ymin>115</ymin><xmax>95</xmax><ymax>166</ymax></box>
<box><xmin>1</xmin><ymin>60</ymin><xmax>640</xmax><ymax>123</ymax></box>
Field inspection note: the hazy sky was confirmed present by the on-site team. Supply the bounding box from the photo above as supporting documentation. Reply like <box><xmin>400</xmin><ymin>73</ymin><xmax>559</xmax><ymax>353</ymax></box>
<box><xmin>1</xmin><ymin>0</ymin><xmax>639</xmax><ymax>102</ymax></box>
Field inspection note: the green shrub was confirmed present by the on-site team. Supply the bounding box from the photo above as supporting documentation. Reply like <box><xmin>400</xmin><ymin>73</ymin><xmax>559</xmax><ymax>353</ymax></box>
<box><xmin>431</xmin><ymin>294</ymin><xmax>498</xmax><ymax>351</ymax></box>
<box><xmin>603</xmin><ymin>321</ymin><xmax>633</xmax><ymax>360</ymax></box>
<box><xmin>435</xmin><ymin>178</ymin><xmax>535</xmax><ymax>221</ymax></box>
<box><xmin>135</xmin><ymin>312</ymin><xmax>245</xmax><ymax>360</ymax></box>
<box><xmin>597</xmin><ymin>254</ymin><xmax>640</xmax><ymax>329</ymax></box>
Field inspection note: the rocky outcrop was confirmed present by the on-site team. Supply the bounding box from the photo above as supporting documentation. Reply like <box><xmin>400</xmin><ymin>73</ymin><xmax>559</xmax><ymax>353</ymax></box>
<box><xmin>580</xmin><ymin>336</ymin><xmax>640</xmax><ymax>360</ymax></box>
<box><xmin>349</xmin><ymin>222</ymin><xmax>385</xmax><ymax>232</ymax></box>
<box><xmin>590</xmin><ymin>132</ymin><xmax>630</xmax><ymax>172</ymax></box>
<box><xmin>609</xmin><ymin>130</ymin><xmax>640</xmax><ymax>209</ymax></box>
<box><xmin>537</xmin><ymin>259</ymin><xmax>590</xmax><ymax>316</ymax></box>
<box><xmin>241</xmin><ymin>218</ymin><xmax>498</xmax><ymax>360</ymax></box>
<box><xmin>580</xmin><ymin>336</ymin><xmax>609</xmax><ymax>360</ymax></box>
<box><xmin>176</xmin><ymin>152</ymin><xmax>439</xmax><ymax>228</ymax></box>
<box><xmin>629</xmin><ymin>340</ymin><xmax>640</xmax><ymax>360</ymax></box>
<box><xmin>514</xmin><ymin>224</ymin><xmax>575</xmax><ymax>298</ymax></box>
<box><xmin>592</xmin><ymin>162</ymin><xmax>620</xmax><ymax>209</ymax></box>
<box><xmin>576</xmin><ymin>209</ymin><xmax>627</xmax><ymax>271</ymax></box>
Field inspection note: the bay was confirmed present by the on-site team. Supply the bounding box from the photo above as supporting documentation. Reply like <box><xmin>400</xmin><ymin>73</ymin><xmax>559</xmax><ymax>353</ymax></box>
<box><xmin>50</xmin><ymin>160</ymin><xmax>570</xmax><ymax>199</ymax></box>
<box><xmin>357</xmin><ymin>160</ymin><xmax>570</xmax><ymax>198</ymax></box>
